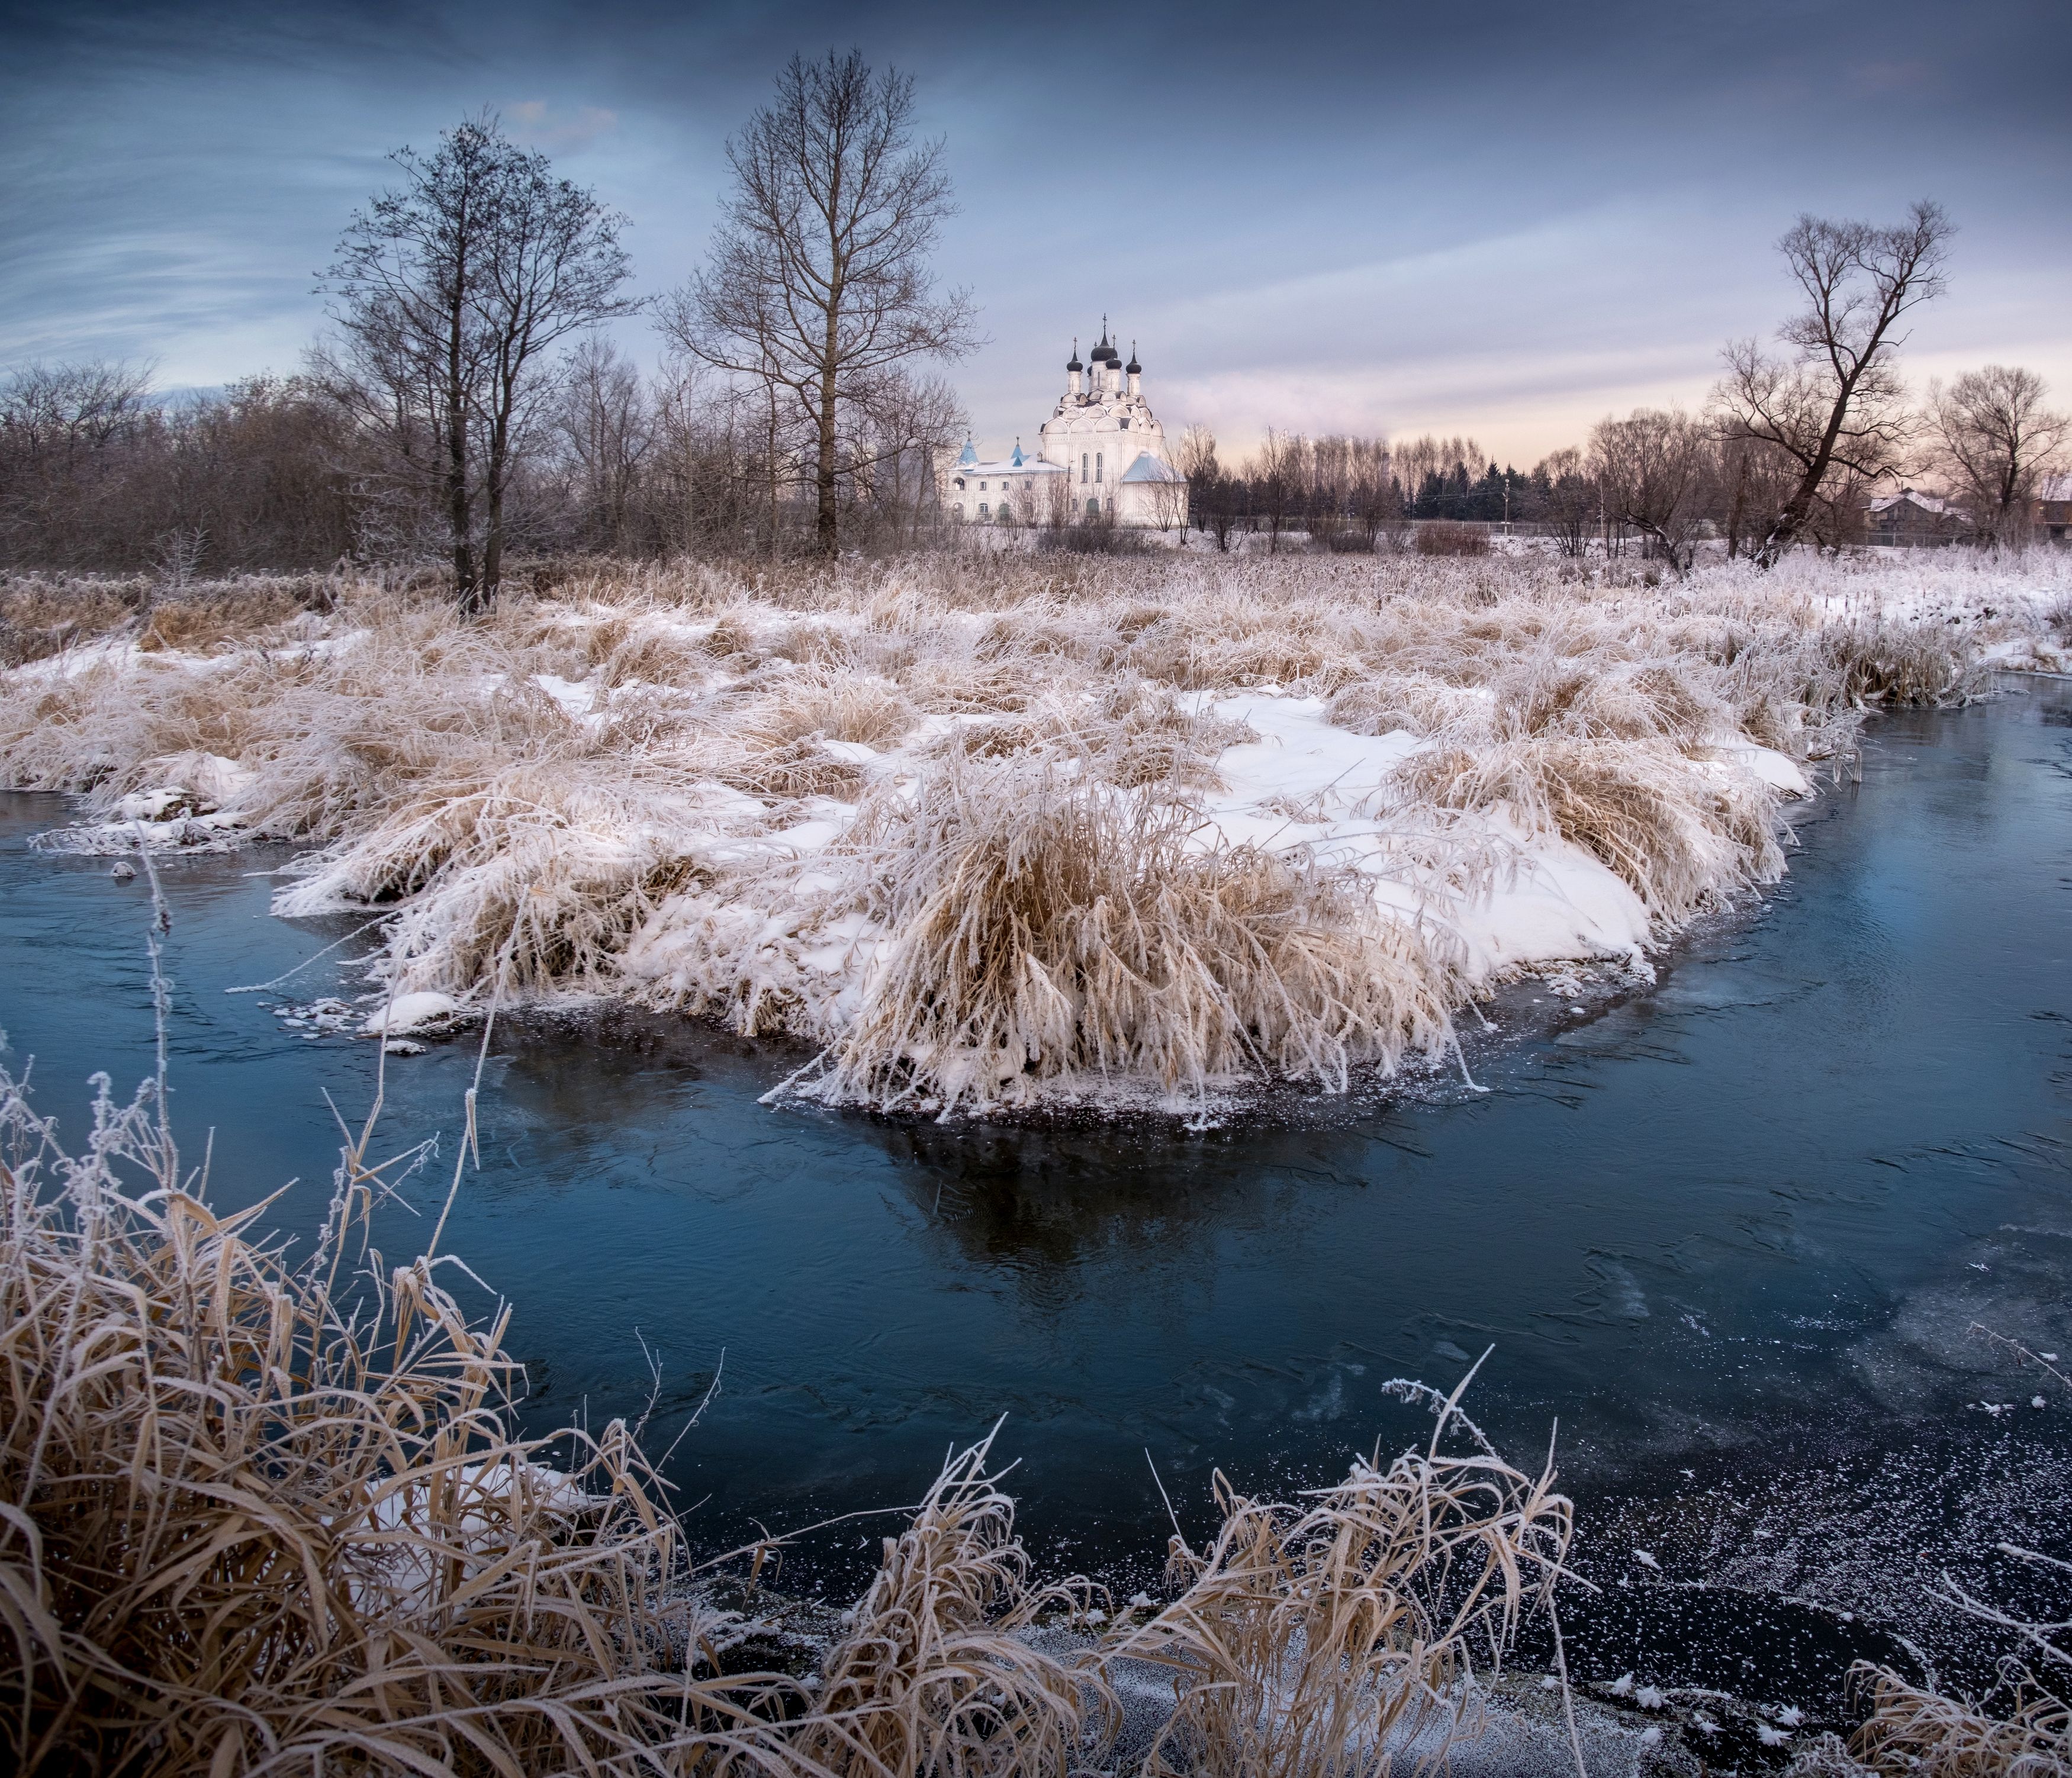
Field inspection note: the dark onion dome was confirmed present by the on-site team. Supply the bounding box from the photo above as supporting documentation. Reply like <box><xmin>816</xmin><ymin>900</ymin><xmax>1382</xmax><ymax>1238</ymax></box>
<box><xmin>1125</xmin><ymin>343</ymin><xmax>1141</xmax><ymax>375</ymax></box>
<box><xmin>1091</xmin><ymin>324</ymin><xmax>1117</xmax><ymax>363</ymax></box>
<box><xmin>1066</xmin><ymin>337</ymin><xmax>1082</xmax><ymax>372</ymax></box>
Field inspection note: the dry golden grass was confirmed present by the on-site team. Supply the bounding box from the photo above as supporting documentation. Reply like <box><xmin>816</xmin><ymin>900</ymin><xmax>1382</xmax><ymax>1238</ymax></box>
<box><xmin>1389</xmin><ymin>735</ymin><xmax>1784</xmax><ymax>925</ymax></box>
<box><xmin>802</xmin><ymin>762</ymin><xmax>1456</xmax><ymax>1113</ymax></box>
<box><xmin>2</xmin><ymin>995</ymin><xmax>1579</xmax><ymax>1776</ymax></box>
<box><xmin>1107</xmin><ymin>1368</ymin><xmax>1577</xmax><ymax>1778</ymax></box>
<box><xmin>1849</xmin><ymin>1666</ymin><xmax>2071</xmax><ymax>1776</ymax></box>
<box><xmin>0</xmin><ymin>1056</ymin><xmax>814</xmax><ymax>1776</ymax></box>
<box><xmin>794</xmin><ymin>1430</ymin><xmax>1112</xmax><ymax>1778</ymax></box>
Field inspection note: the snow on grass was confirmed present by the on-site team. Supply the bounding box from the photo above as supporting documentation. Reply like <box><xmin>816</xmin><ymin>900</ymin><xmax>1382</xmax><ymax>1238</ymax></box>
<box><xmin>2</xmin><ymin>549</ymin><xmax>2054</xmax><ymax>1115</ymax></box>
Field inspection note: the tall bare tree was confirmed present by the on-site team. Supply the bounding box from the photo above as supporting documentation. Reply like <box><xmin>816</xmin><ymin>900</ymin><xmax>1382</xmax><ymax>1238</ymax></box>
<box><xmin>552</xmin><ymin>337</ymin><xmax>652</xmax><ymax>553</ymax></box>
<box><xmin>662</xmin><ymin>52</ymin><xmax>976</xmax><ymax>557</ymax></box>
<box><xmin>1713</xmin><ymin>201</ymin><xmax>1954</xmax><ymax>566</ymax></box>
<box><xmin>1927</xmin><ymin>365</ymin><xmax>2069</xmax><ymax>549</ymax></box>
<box><xmin>321</xmin><ymin>113</ymin><xmax>636</xmax><ymax>611</ymax></box>
<box><xmin>1589</xmin><ymin>409</ymin><xmax>1714</xmax><ymax>575</ymax></box>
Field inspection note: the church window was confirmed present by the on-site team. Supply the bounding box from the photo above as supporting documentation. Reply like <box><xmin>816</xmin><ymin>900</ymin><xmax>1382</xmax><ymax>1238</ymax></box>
<box><xmin>979</xmin><ymin>503</ymin><xmax>990</xmax><ymax>517</ymax></box>
<box><xmin>1081</xmin><ymin>453</ymin><xmax>1089</xmax><ymax>482</ymax></box>
<box><xmin>979</xmin><ymin>481</ymin><xmax>986</xmax><ymax>491</ymax></box>
<box><xmin>1120</xmin><ymin>419</ymin><xmax>1130</xmax><ymax>430</ymax></box>
<box><xmin>1086</xmin><ymin>498</ymin><xmax>1099</xmax><ymax>515</ymax></box>
<box><xmin>953</xmin><ymin>504</ymin><xmax>964</xmax><ymax>520</ymax></box>
<box><xmin>1095</xmin><ymin>452</ymin><xmax>1103</xmax><ymax>482</ymax></box>
<box><xmin>954</xmin><ymin>478</ymin><xmax>964</xmax><ymax>489</ymax></box>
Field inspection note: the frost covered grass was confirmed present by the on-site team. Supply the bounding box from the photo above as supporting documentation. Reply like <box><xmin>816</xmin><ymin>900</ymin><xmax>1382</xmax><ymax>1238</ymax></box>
<box><xmin>1109</xmin><ymin>1371</ymin><xmax>1578</xmax><ymax>1778</ymax></box>
<box><xmin>0</xmin><ymin>1045</ymin><xmax>811</xmax><ymax>1775</ymax></box>
<box><xmin>3</xmin><ymin>548</ymin><xmax>2060</xmax><ymax>1115</ymax></box>
<box><xmin>0</xmin><ymin>1025</ymin><xmax>1581</xmax><ymax>1776</ymax></box>
<box><xmin>1848</xmin><ymin>1667</ymin><xmax>2071</xmax><ymax>1776</ymax></box>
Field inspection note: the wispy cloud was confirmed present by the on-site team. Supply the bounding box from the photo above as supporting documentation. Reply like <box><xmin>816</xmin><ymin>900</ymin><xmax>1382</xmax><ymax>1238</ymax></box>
<box><xmin>2</xmin><ymin>0</ymin><xmax>2067</xmax><ymax>458</ymax></box>
<box><xmin>505</xmin><ymin>99</ymin><xmax>620</xmax><ymax>152</ymax></box>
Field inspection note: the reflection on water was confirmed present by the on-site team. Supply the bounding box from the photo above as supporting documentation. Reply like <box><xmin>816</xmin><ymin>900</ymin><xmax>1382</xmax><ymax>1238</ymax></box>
<box><xmin>4</xmin><ymin>683</ymin><xmax>2071</xmax><ymax>1625</ymax></box>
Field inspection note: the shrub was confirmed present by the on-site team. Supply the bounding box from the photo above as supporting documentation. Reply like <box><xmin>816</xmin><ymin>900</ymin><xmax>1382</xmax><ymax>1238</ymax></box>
<box><xmin>1414</xmin><ymin>521</ymin><xmax>1490</xmax><ymax>558</ymax></box>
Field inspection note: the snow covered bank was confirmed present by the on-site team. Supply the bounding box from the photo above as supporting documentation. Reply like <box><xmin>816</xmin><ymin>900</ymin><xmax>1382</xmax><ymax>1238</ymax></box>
<box><xmin>2</xmin><ymin>550</ymin><xmax>2050</xmax><ymax>1114</ymax></box>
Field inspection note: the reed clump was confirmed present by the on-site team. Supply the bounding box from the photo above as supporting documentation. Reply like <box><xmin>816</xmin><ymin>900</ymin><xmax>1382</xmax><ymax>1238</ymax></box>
<box><xmin>0</xmin><ymin>1059</ymin><xmax>812</xmax><ymax>1777</ymax></box>
<box><xmin>800</xmin><ymin>762</ymin><xmax>1456</xmax><ymax>1113</ymax></box>
<box><xmin>1848</xmin><ymin>1666</ymin><xmax>2071</xmax><ymax>1776</ymax></box>
<box><xmin>1389</xmin><ymin>735</ymin><xmax>1784</xmax><ymax>924</ymax></box>
<box><xmin>793</xmin><ymin>1431</ymin><xmax>1114</xmax><ymax>1778</ymax></box>
<box><xmin>1109</xmin><ymin>1373</ymin><xmax>1576</xmax><ymax>1778</ymax></box>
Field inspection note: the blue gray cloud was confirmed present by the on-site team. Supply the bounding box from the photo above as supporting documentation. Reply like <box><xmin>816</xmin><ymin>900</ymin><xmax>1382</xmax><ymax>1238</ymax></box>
<box><xmin>2</xmin><ymin>0</ymin><xmax>2065</xmax><ymax>462</ymax></box>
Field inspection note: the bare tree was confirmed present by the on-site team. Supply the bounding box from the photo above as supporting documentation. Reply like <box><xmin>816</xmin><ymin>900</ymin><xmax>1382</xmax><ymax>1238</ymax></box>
<box><xmin>1715</xmin><ymin>433</ymin><xmax>1799</xmax><ymax>561</ymax></box>
<box><xmin>662</xmin><ymin>52</ymin><xmax>977</xmax><ymax>557</ymax></box>
<box><xmin>1713</xmin><ymin>201</ymin><xmax>1954</xmax><ymax>566</ymax></box>
<box><xmin>1589</xmin><ymin>409</ymin><xmax>1714</xmax><ymax>575</ymax></box>
<box><xmin>1340</xmin><ymin>437</ymin><xmax>1393</xmax><ymax>550</ymax></box>
<box><xmin>1175</xmin><ymin>424</ymin><xmax>1219</xmax><ymax>543</ymax></box>
<box><xmin>844</xmin><ymin>368</ymin><xmax>966</xmax><ymax>549</ymax></box>
<box><xmin>0</xmin><ymin>360</ymin><xmax>156</xmax><ymax>466</ymax></box>
<box><xmin>1927</xmin><ymin>366</ymin><xmax>2070</xmax><ymax>550</ymax></box>
<box><xmin>0</xmin><ymin>360</ymin><xmax>159</xmax><ymax>566</ymax></box>
<box><xmin>1534</xmin><ymin>447</ymin><xmax>1598</xmax><ymax>559</ymax></box>
<box><xmin>321</xmin><ymin>112</ymin><xmax>637</xmax><ymax>611</ymax></box>
<box><xmin>1250</xmin><ymin>429</ymin><xmax>1301</xmax><ymax>554</ymax></box>
<box><xmin>553</xmin><ymin>337</ymin><xmax>652</xmax><ymax>553</ymax></box>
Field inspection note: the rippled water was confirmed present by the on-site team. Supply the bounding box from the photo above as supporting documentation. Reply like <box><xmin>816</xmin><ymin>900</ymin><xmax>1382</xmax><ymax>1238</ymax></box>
<box><xmin>5</xmin><ymin>681</ymin><xmax>2070</xmax><ymax>1698</ymax></box>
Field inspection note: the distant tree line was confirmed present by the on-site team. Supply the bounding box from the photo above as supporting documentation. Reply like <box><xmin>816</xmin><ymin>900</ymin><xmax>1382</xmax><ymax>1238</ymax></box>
<box><xmin>5</xmin><ymin>152</ymin><xmax>2068</xmax><ymax>595</ymax></box>
<box><xmin>1175</xmin><ymin>206</ymin><xmax>2067</xmax><ymax>572</ymax></box>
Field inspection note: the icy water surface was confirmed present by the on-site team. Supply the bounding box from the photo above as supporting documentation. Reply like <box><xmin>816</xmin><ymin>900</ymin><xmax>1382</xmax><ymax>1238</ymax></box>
<box><xmin>5</xmin><ymin>680</ymin><xmax>2071</xmax><ymax>1708</ymax></box>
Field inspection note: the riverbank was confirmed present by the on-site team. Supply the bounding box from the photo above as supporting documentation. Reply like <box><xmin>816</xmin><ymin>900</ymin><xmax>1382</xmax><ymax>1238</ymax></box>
<box><xmin>5</xmin><ymin>549</ymin><xmax>2060</xmax><ymax>1118</ymax></box>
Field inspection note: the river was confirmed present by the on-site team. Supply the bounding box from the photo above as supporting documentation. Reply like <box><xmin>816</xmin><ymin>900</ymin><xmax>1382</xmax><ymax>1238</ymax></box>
<box><xmin>5</xmin><ymin>678</ymin><xmax>2070</xmax><ymax>1709</ymax></box>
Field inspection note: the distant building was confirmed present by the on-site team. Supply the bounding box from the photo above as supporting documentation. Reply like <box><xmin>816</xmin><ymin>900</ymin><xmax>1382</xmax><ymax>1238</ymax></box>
<box><xmin>1865</xmin><ymin>487</ymin><xmax>1972</xmax><ymax>548</ymax></box>
<box><xmin>942</xmin><ymin>323</ymin><xmax>1188</xmax><ymax>528</ymax></box>
<box><xmin>2036</xmin><ymin>474</ymin><xmax>2072</xmax><ymax>545</ymax></box>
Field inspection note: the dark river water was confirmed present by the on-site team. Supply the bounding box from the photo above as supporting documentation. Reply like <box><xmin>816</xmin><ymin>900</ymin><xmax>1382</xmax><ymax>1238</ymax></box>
<box><xmin>5</xmin><ymin>680</ymin><xmax>2071</xmax><ymax>1705</ymax></box>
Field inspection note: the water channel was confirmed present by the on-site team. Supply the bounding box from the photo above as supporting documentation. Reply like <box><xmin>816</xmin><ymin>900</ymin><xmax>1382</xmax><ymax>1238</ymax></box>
<box><xmin>5</xmin><ymin>678</ymin><xmax>2070</xmax><ymax>1708</ymax></box>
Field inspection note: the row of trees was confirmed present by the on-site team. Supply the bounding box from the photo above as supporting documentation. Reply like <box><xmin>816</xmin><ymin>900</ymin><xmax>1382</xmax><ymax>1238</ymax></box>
<box><xmin>1179</xmin><ymin>205</ymin><xmax>2066</xmax><ymax>570</ymax></box>
<box><xmin>1</xmin><ymin>55</ymin><xmax>975</xmax><ymax>598</ymax></box>
<box><xmin>0</xmin><ymin>343</ymin><xmax>965</xmax><ymax>580</ymax></box>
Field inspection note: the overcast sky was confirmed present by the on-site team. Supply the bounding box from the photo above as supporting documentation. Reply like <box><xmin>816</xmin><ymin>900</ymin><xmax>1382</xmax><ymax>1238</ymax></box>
<box><xmin>3</xmin><ymin>0</ymin><xmax>2068</xmax><ymax>465</ymax></box>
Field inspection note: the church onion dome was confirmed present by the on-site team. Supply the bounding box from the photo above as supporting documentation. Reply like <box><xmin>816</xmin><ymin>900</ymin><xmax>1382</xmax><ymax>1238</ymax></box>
<box><xmin>1125</xmin><ymin>343</ymin><xmax>1141</xmax><ymax>375</ymax></box>
<box><xmin>1066</xmin><ymin>352</ymin><xmax>1083</xmax><ymax>372</ymax></box>
<box><xmin>1091</xmin><ymin>326</ymin><xmax>1117</xmax><ymax>363</ymax></box>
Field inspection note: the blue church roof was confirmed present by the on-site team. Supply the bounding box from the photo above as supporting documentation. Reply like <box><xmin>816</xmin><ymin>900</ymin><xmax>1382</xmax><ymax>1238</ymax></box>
<box><xmin>957</xmin><ymin>440</ymin><xmax>979</xmax><ymax>465</ymax></box>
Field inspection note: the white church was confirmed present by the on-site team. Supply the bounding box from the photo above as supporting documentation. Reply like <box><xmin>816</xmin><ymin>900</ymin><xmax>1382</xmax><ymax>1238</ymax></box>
<box><xmin>942</xmin><ymin>325</ymin><xmax>1189</xmax><ymax>528</ymax></box>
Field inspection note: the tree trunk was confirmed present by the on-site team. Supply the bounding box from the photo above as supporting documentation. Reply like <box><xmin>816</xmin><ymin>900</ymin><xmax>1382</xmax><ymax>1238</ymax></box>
<box><xmin>445</xmin><ymin>228</ymin><xmax>477</xmax><ymax>608</ymax></box>
<box><xmin>816</xmin><ymin>349</ymin><xmax>840</xmax><ymax>558</ymax></box>
<box><xmin>765</xmin><ymin>379</ymin><xmax>780</xmax><ymax>561</ymax></box>
<box><xmin>478</xmin><ymin>437</ymin><xmax>504</xmax><ymax>616</ymax></box>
